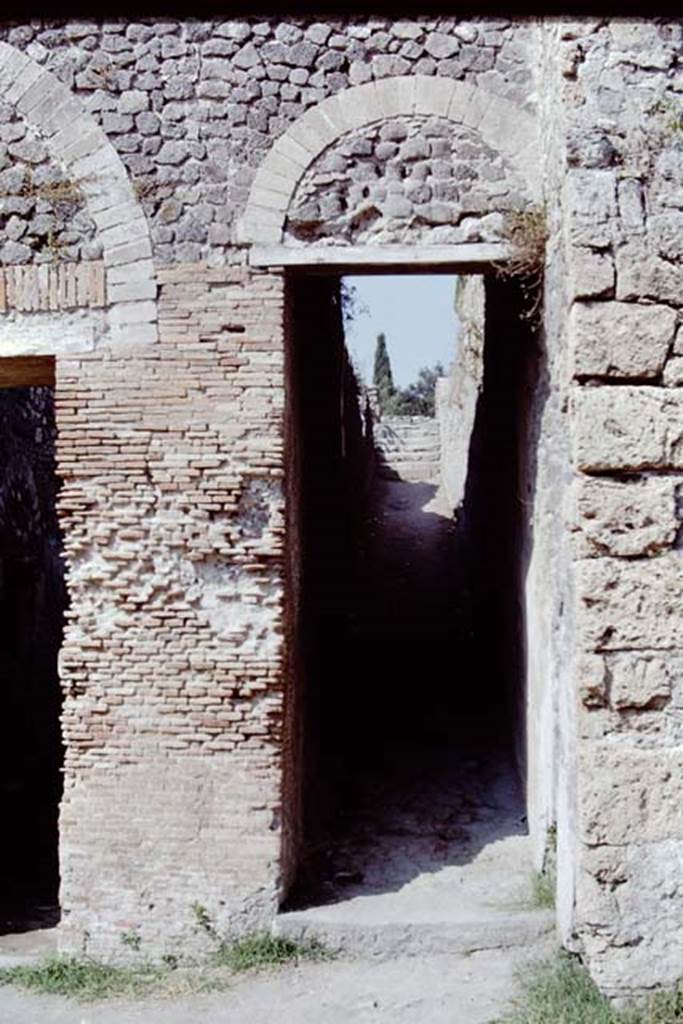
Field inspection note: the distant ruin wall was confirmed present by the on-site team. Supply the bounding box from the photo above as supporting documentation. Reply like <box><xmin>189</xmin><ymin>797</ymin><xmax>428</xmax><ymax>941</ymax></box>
<box><xmin>435</xmin><ymin>274</ymin><xmax>485</xmax><ymax>514</ymax></box>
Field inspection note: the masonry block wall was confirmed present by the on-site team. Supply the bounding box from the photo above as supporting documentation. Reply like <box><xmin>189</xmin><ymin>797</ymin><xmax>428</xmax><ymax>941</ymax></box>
<box><xmin>553</xmin><ymin>19</ymin><xmax>683</xmax><ymax>998</ymax></box>
<box><xmin>0</xmin><ymin>14</ymin><xmax>679</xmax><ymax>993</ymax></box>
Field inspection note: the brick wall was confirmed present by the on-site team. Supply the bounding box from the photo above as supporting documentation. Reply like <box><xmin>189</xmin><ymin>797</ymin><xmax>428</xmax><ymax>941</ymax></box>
<box><xmin>56</xmin><ymin>265</ymin><xmax>289</xmax><ymax>956</ymax></box>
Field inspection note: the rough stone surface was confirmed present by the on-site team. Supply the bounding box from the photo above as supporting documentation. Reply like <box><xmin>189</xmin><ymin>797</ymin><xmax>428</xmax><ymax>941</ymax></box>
<box><xmin>285</xmin><ymin>116</ymin><xmax>528</xmax><ymax>246</ymax></box>
<box><xmin>435</xmin><ymin>275</ymin><xmax>485</xmax><ymax>511</ymax></box>
<box><xmin>574</xmin><ymin>388</ymin><xmax>683</xmax><ymax>472</ymax></box>
<box><xmin>570</xmin><ymin>300</ymin><xmax>676</xmax><ymax>380</ymax></box>
<box><xmin>572</xmin><ymin>477</ymin><xmax>679</xmax><ymax>558</ymax></box>
<box><xmin>0</xmin><ymin>105</ymin><xmax>99</xmax><ymax>263</ymax></box>
<box><xmin>577</xmin><ymin>554</ymin><xmax>682</xmax><ymax>652</ymax></box>
<box><xmin>0</xmin><ymin>17</ymin><xmax>538</xmax><ymax>261</ymax></box>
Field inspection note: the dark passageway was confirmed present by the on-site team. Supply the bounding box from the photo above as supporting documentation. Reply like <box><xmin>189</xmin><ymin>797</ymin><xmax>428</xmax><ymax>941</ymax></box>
<box><xmin>285</xmin><ymin>272</ymin><xmax>539</xmax><ymax>911</ymax></box>
<box><xmin>0</xmin><ymin>380</ymin><xmax>65</xmax><ymax>934</ymax></box>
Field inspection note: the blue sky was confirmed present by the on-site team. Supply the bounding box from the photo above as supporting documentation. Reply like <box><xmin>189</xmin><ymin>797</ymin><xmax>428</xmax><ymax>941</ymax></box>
<box><xmin>342</xmin><ymin>274</ymin><xmax>460</xmax><ymax>388</ymax></box>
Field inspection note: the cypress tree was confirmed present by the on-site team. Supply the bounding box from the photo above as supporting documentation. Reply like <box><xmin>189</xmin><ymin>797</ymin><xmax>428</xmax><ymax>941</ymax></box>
<box><xmin>373</xmin><ymin>333</ymin><xmax>395</xmax><ymax>412</ymax></box>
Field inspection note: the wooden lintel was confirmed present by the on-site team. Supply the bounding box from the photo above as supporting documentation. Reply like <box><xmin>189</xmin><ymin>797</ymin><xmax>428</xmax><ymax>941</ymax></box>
<box><xmin>0</xmin><ymin>356</ymin><xmax>55</xmax><ymax>389</ymax></box>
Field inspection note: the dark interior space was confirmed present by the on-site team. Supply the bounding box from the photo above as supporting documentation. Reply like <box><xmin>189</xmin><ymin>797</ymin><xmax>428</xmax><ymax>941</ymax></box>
<box><xmin>284</xmin><ymin>271</ymin><xmax>539</xmax><ymax>908</ymax></box>
<box><xmin>0</xmin><ymin>378</ymin><xmax>66</xmax><ymax>934</ymax></box>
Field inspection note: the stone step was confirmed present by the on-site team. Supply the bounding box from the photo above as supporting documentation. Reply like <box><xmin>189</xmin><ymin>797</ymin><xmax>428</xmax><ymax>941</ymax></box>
<box><xmin>378</xmin><ymin>451</ymin><xmax>441</xmax><ymax>462</ymax></box>
<box><xmin>273</xmin><ymin>907</ymin><xmax>555</xmax><ymax>959</ymax></box>
<box><xmin>376</xmin><ymin>442</ymin><xmax>440</xmax><ymax>453</ymax></box>
<box><xmin>378</xmin><ymin>461</ymin><xmax>440</xmax><ymax>480</ymax></box>
<box><xmin>0</xmin><ymin>926</ymin><xmax>57</xmax><ymax>968</ymax></box>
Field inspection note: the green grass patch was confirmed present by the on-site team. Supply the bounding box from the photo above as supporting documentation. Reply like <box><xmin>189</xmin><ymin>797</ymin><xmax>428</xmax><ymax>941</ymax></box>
<box><xmin>497</xmin><ymin>951</ymin><xmax>683</xmax><ymax>1024</ymax></box>
<box><xmin>529</xmin><ymin>869</ymin><xmax>556</xmax><ymax>910</ymax></box>
<box><xmin>622</xmin><ymin>984</ymin><xmax>683</xmax><ymax>1024</ymax></box>
<box><xmin>0</xmin><ymin>956</ymin><xmax>166</xmax><ymax>1001</ymax></box>
<box><xmin>0</xmin><ymin>933</ymin><xmax>331</xmax><ymax>1002</ymax></box>
<box><xmin>213</xmin><ymin>932</ymin><xmax>329</xmax><ymax>971</ymax></box>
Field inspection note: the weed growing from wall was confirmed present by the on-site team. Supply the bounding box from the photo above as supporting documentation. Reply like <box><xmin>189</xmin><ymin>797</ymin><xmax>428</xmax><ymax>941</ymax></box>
<box><xmin>493</xmin><ymin>206</ymin><xmax>547</xmax><ymax>327</ymax></box>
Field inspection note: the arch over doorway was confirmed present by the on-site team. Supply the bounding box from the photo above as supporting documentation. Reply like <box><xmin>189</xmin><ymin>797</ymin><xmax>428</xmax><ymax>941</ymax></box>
<box><xmin>238</xmin><ymin>75</ymin><xmax>541</xmax><ymax>246</ymax></box>
<box><xmin>0</xmin><ymin>42</ymin><xmax>157</xmax><ymax>345</ymax></box>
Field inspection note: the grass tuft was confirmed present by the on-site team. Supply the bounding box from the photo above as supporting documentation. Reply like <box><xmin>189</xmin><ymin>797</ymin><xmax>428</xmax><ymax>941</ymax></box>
<box><xmin>213</xmin><ymin>932</ymin><xmax>328</xmax><ymax>971</ymax></box>
<box><xmin>0</xmin><ymin>933</ymin><xmax>330</xmax><ymax>1002</ymax></box>
<box><xmin>499</xmin><ymin>951</ymin><xmax>616</xmax><ymax>1024</ymax></box>
<box><xmin>0</xmin><ymin>956</ymin><xmax>165</xmax><ymax>1001</ymax></box>
<box><xmin>497</xmin><ymin>951</ymin><xmax>683</xmax><ymax>1024</ymax></box>
<box><xmin>529</xmin><ymin>869</ymin><xmax>556</xmax><ymax>910</ymax></box>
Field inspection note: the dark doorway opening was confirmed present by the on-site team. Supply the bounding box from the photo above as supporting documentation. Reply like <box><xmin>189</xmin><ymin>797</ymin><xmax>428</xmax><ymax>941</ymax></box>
<box><xmin>0</xmin><ymin>358</ymin><xmax>65</xmax><ymax>935</ymax></box>
<box><xmin>283</xmin><ymin>271</ymin><xmax>540</xmax><ymax>912</ymax></box>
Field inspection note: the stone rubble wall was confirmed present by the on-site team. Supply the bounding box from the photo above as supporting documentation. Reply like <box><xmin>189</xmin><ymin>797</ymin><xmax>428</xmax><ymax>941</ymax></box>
<box><xmin>286</xmin><ymin>115</ymin><xmax>527</xmax><ymax>245</ymax></box>
<box><xmin>0</xmin><ymin>17</ymin><xmax>536</xmax><ymax>262</ymax></box>
<box><xmin>0</xmin><ymin>102</ymin><xmax>100</xmax><ymax>265</ymax></box>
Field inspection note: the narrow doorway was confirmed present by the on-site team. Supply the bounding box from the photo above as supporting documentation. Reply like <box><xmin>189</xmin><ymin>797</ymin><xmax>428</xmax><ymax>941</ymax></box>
<box><xmin>0</xmin><ymin>357</ymin><xmax>65</xmax><ymax>937</ymax></box>
<box><xmin>283</xmin><ymin>270</ymin><xmax>540</xmax><ymax>923</ymax></box>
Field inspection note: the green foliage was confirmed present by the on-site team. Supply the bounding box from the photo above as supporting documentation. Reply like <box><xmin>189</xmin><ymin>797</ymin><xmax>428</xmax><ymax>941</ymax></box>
<box><xmin>498</xmin><ymin>952</ymin><xmax>617</xmax><ymax>1024</ymax></box>
<box><xmin>213</xmin><ymin>932</ymin><xmax>328</xmax><ymax>972</ymax></box>
<box><xmin>623</xmin><ymin>985</ymin><xmax>683</xmax><ymax>1024</ymax></box>
<box><xmin>120</xmin><ymin>929</ymin><xmax>142</xmax><ymax>951</ymax></box>
<box><xmin>497</xmin><ymin>951</ymin><xmax>683</xmax><ymax>1024</ymax></box>
<box><xmin>389</xmin><ymin>362</ymin><xmax>445</xmax><ymax>417</ymax></box>
<box><xmin>0</xmin><ymin>932</ymin><xmax>330</xmax><ymax>1003</ymax></box>
<box><xmin>529</xmin><ymin>869</ymin><xmax>555</xmax><ymax>909</ymax></box>
<box><xmin>493</xmin><ymin>204</ymin><xmax>548</xmax><ymax>326</ymax></box>
<box><xmin>340</xmin><ymin>280</ymin><xmax>369</xmax><ymax>326</ymax></box>
<box><xmin>191</xmin><ymin>901</ymin><xmax>219</xmax><ymax>941</ymax></box>
<box><xmin>191</xmin><ymin>902</ymin><xmax>329</xmax><ymax>975</ymax></box>
<box><xmin>0</xmin><ymin>956</ymin><xmax>165</xmax><ymax>1001</ymax></box>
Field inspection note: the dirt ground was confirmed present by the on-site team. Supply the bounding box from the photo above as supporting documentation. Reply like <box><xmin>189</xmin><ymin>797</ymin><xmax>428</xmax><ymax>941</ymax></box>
<box><xmin>0</xmin><ymin>941</ymin><xmax>555</xmax><ymax>1024</ymax></box>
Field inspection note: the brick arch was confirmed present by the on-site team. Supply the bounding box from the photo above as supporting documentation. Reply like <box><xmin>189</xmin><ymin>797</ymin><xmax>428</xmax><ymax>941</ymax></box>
<box><xmin>0</xmin><ymin>42</ymin><xmax>157</xmax><ymax>344</ymax></box>
<box><xmin>239</xmin><ymin>76</ymin><xmax>541</xmax><ymax>245</ymax></box>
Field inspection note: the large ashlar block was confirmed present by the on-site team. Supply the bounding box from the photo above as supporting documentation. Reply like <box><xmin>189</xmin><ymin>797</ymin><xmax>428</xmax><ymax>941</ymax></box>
<box><xmin>574</xmin><ymin>387</ymin><xmax>683</xmax><ymax>471</ymax></box>
<box><xmin>572</xmin><ymin>476</ymin><xmax>678</xmax><ymax>557</ymax></box>
<box><xmin>565</xmin><ymin>169</ymin><xmax>617</xmax><ymax>247</ymax></box>
<box><xmin>579</xmin><ymin>741</ymin><xmax>683</xmax><ymax>845</ymax></box>
<box><xmin>610</xmin><ymin>653</ymin><xmax>672</xmax><ymax>709</ymax></box>
<box><xmin>577</xmin><ymin>840</ymin><xmax>683</xmax><ymax>995</ymax></box>
<box><xmin>570</xmin><ymin>301</ymin><xmax>675</xmax><ymax>379</ymax></box>
<box><xmin>577</xmin><ymin>553</ymin><xmax>683</xmax><ymax>651</ymax></box>
<box><xmin>616</xmin><ymin>242</ymin><xmax>683</xmax><ymax>307</ymax></box>
<box><xmin>568</xmin><ymin>248</ymin><xmax>615</xmax><ymax>300</ymax></box>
